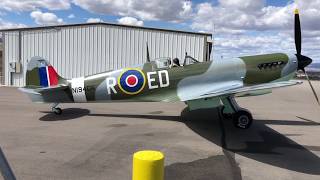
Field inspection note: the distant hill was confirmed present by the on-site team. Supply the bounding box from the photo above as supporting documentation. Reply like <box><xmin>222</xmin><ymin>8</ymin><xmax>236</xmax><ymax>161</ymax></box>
<box><xmin>299</xmin><ymin>62</ymin><xmax>320</xmax><ymax>80</ymax></box>
<box><xmin>306</xmin><ymin>62</ymin><xmax>320</xmax><ymax>72</ymax></box>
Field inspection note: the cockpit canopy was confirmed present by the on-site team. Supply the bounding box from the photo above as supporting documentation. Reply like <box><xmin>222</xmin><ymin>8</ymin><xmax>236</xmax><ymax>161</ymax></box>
<box><xmin>154</xmin><ymin>57</ymin><xmax>171</xmax><ymax>69</ymax></box>
<box><xmin>152</xmin><ymin>55</ymin><xmax>200</xmax><ymax>69</ymax></box>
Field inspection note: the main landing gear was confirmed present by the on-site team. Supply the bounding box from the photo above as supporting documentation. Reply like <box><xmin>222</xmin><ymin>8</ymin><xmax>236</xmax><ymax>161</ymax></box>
<box><xmin>221</xmin><ymin>96</ymin><xmax>253</xmax><ymax>129</ymax></box>
<box><xmin>51</xmin><ymin>103</ymin><xmax>62</xmax><ymax>115</ymax></box>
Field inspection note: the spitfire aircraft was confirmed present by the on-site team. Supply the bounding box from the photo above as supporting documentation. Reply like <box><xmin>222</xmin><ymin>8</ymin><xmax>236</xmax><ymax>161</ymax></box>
<box><xmin>20</xmin><ymin>9</ymin><xmax>319</xmax><ymax>129</ymax></box>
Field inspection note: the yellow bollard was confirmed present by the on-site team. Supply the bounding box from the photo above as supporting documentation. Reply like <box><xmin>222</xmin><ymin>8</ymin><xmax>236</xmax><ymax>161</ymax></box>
<box><xmin>132</xmin><ymin>150</ymin><xmax>164</xmax><ymax>180</ymax></box>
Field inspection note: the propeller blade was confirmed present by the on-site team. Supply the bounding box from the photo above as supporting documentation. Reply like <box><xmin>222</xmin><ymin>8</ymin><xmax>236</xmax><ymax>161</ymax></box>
<box><xmin>146</xmin><ymin>42</ymin><xmax>150</xmax><ymax>62</ymax></box>
<box><xmin>294</xmin><ymin>9</ymin><xmax>302</xmax><ymax>55</ymax></box>
<box><xmin>304</xmin><ymin>70</ymin><xmax>320</xmax><ymax>106</ymax></box>
<box><xmin>293</xmin><ymin>10</ymin><xmax>318</xmax><ymax>106</ymax></box>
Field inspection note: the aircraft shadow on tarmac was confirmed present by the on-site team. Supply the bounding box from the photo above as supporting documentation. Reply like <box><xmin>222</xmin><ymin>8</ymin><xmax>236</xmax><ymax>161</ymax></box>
<box><xmin>180</xmin><ymin>108</ymin><xmax>320</xmax><ymax>175</ymax></box>
<box><xmin>39</xmin><ymin>107</ymin><xmax>320</xmax><ymax>175</ymax></box>
<box><xmin>39</xmin><ymin>108</ymin><xmax>91</xmax><ymax>121</ymax></box>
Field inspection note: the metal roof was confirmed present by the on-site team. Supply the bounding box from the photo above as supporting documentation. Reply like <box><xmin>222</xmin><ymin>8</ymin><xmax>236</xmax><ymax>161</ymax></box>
<box><xmin>0</xmin><ymin>22</ymin><xmax>211</xmax><ymax>36</ymax></box>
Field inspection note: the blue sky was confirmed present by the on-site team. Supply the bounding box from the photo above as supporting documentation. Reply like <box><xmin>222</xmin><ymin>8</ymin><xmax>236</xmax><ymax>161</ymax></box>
<box><xmin>2</xmin><ymin>0</ymin><xmax>291</xmax><ymax>30</ymax></box>
<box><xmin>0</xmin><ymin>0</ymin><xmax>319</xmax><ymax>61</ymax></box>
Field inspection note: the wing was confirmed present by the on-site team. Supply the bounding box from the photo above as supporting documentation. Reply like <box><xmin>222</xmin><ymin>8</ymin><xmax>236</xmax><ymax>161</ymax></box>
<box><xmin>184</xmin><ymin>80</ymin><xmax>302</xmax><ymax>101</ymax></box>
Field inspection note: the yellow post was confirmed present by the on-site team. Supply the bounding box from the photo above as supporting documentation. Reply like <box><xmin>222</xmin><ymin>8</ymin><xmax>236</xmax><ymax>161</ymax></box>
<box><xmin>132</xmin><ymin>150</ymin><xmax>164</xmax><ymax>180</ymax></box>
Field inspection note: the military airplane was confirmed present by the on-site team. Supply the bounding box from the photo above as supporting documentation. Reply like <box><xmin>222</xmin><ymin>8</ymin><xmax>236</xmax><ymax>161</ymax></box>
<box><xmin>20</xmin><ymin>9</ymin><xmax>319</xmax><ymax>129</ymax></box>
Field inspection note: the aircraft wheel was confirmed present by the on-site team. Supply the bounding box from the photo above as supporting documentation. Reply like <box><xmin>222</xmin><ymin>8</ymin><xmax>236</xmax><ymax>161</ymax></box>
<box><xmin>220</xmin><ymin>106</ymin><xmax>232</xmax><ymax>119</ymax></box>
<box><xmin>232</xmin><ymin>109</ymin><xmax>252</xmax><ymax>129</ymax></box>
<box><xmin>52</xmin><ymin>107</ymin><xmax>62</xmax><ymax>115</ymax></box>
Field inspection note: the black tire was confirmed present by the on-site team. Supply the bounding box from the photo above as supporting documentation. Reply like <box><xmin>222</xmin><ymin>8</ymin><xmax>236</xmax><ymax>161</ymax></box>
<box><xmin>220</xmin><ymin>106</ymin><xmax>232</xmax><ymax>119</ymax></box>
<box><xmin>232</xmin><ymin>109</ymin><xmax>253</xmax><ymax>129</ymax></box>
<box><xmin>52</xmin><ymin>107</ymin><xmax>62</xmax><ymax>115</ymax></box>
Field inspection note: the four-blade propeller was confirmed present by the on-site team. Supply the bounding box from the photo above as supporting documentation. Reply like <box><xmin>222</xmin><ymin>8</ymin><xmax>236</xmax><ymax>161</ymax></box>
<box><xmin>294</xmin><ymin>9</ymin><xmax>320</xmax><ymax>106</ymax></box>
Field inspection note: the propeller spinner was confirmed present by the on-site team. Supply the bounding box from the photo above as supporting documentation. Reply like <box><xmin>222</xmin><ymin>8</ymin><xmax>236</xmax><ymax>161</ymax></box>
<box><xmin>294</xmin><ymin>9</ymin><xmax>320</xmax><ymax>106</ymax></box>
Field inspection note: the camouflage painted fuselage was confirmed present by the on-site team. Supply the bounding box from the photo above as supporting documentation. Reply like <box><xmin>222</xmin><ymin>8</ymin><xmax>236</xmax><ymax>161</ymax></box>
<box><xmin>26</xmin><ymin>53</ymin><xmax>298</xmax><ymax>104</ymax></box>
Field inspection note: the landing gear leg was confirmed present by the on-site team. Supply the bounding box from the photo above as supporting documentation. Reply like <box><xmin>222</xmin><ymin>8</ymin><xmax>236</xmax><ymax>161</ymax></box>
<box><xmin>51</xmin><ymin>103</ymin><xmax>62</xmax><ymax>115</ymax></box>
<box><xmin>221</xmin><ymin>96</ymin><xmax>253</xmax><ymax>129</ymax></box>
<box><xmin>220</xmin><ymin>106</ymin><xmax>232</xmax><ymax>119</ymax></box>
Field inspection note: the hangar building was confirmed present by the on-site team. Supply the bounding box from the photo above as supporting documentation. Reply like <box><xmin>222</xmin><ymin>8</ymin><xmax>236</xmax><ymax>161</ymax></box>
<box><xmin>0</xmin><ymin>22</ymin><xmax>212</xmax><ymax>87</ymax></box>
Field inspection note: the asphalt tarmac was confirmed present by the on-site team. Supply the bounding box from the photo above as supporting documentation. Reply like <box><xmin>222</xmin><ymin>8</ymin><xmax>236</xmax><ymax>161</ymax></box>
<box><xmin>0</xmin><ymin>81</ymin><xmax>319</xmax><ymax>180</ymax></box>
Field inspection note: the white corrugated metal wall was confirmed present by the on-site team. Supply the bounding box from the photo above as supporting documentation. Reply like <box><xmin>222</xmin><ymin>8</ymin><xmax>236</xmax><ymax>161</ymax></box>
<box><xmin>3</xmin><ymin>24</ymin><xmax>211</xmax><ymax>87</ymax></box>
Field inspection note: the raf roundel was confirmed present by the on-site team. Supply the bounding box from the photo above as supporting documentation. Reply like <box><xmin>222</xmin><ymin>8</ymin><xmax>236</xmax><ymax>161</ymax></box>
<box><xmin>118</xmin><ymin>69</ymin><xmax>146</xmax><ymax>95</ymax></box>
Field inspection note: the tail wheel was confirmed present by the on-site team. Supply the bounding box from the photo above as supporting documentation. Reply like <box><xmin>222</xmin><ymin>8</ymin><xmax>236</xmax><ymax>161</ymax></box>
<box><xmin>52</xmin><ymin>107</ymin><xmax>62</xmax><ymax>115</ymax></box>
<box><xmin>232</xmin><ymin>109</ymin><xmax>253</xmax><ymax>129</ymax></box>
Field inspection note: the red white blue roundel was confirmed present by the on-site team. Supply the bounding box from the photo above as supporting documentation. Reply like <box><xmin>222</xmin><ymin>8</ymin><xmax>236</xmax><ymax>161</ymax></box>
<box><xmin>118</xmin><ymin>69</ymin><xmax>146</xmax><ymax>95</ymax></box>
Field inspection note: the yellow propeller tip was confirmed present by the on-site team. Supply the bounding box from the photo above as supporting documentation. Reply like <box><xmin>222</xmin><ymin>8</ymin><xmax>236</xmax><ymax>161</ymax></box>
<box><xmin>294</xmin><ymin>9</ymin><xmax>299</xmax><ymax>14</ymax></box>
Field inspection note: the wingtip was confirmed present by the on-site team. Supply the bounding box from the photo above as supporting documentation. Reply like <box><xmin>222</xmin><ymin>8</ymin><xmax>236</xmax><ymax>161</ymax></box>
<box><xmin>294</xmin><ymin>8</ymin><xmax>299</xmax><ymax>15</ymax></box>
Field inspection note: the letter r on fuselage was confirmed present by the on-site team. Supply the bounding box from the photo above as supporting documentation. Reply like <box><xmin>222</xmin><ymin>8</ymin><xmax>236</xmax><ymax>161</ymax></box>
<box><xmin>106</xmin><ymin>77</ymin><xmax>117</xmax><ymax>94</ymax></box>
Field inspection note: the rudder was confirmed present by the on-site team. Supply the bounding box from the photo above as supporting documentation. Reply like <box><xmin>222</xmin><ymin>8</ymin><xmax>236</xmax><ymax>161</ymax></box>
<box><xmin>26</xmin><ymin>56</ymin><xmax>65</xmax><ymax>88</ymax></box>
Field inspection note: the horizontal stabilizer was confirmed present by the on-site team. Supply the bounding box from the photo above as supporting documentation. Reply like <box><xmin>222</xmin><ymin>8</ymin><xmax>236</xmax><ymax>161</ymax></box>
<box><xmin>18</xmin><ymin>87</ymin><xmax>41</xmax><ymax>95</ymax></box>
<box><xmin>19</xmin><ymin>84</ymin><xmax>72</xmax><ymax>103</ymax></box>
<box><xmin>19</xmin><ymin>85</ymin><xmax>69</xmax><ymax>94</ymax></box>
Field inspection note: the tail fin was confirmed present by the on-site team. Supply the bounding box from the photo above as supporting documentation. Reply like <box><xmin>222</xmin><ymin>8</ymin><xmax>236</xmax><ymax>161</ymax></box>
<box><xmin>26</xmin><ymin>56</ymin><xmax>65</xmax><ymax>88</ymax></box>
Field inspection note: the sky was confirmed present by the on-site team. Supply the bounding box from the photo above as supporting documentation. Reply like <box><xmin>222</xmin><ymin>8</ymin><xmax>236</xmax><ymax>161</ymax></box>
<box><xmin>0</xmin><ymin>0</ymin><xmax>319</xmax><ymax>62</ymax></box>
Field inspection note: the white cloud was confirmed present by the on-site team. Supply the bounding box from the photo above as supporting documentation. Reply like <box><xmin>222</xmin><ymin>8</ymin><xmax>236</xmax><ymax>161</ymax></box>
<box><xmin>190</xmin><ymin>0</ymin><xmax>320</xmax><ymax>61</ymax></box>
<box><xmin>0</xmin><ymin>0</ymin><xmax>71</xmax><ymax>11</ymax></box>
<box><xmin>30</xmin><ymin>10</ymin><xmax>64</xmax><ymax>25</ymax></box>
<box><xmin>191</xmin><ymin>2</ymin><xmax>265</xmax><ymax>33</ymax></box>
<box><xmin>179</xmin><ymin>1</ymin><xmax>193</xmax><ymax>19</ymax></box>
<box><xmin>219</xmin><ymin>0</ymin><xmax>265</xmax><ymax>12</ymax></box>
<box><xmin>295</xmin><ymin>0</ymin><xmax>320</xmax><ymax>30</ymax></box>
<box><xmin>214</xmin><ymin>33</ymin><xmax>292</xmax><ymax>56</ymax></box>
<box><xmin>72</xmin><ymin>0</ymin><xmax>192</xmax><ymax>22</ymax></box>
<box><xmin>192</xmin><ymin>0</ymin><xmax>320</xmax><ymax>33</ymax></box>
<box><xmin>86</xmin><ymin>18</ymin><xmax>103</xmax><ymax>23</ymax></box>
<box><xmin>117</xmin><ymin>16</ymin><xmax>143</xmax><ymax>26</ymax></box>
<box><xmin>212</xmin><ymin>32</ymin><xmax>320</xmax><ymax>61</ymax></box>
<box><xmin>0</xmin><ymin>18</ymin><xmax>27</xmax><ymax>29</ymax></box>
<box><xmin>68</xmin><ymin>14</ymin><xmax>75</xmax><ymax>19</ymax></box>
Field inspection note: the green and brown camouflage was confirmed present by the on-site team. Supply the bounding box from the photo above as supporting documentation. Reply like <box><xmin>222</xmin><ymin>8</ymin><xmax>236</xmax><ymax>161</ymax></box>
<box><xmin>241</xmin><ymin>53</ymin><xmax>290</xmax><ymax>84</ymax></box>
<box><xmin>20</xmin><ymin>52</ymin><xmax>300</xmax><ymax>110</ymax></box>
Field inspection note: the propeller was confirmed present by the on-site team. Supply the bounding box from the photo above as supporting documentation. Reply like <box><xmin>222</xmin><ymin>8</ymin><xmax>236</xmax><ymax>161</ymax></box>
<box><xmin>294</xmin><ymin>9</ymin><xmax>320</xmax><ymax>106</ymax></box>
